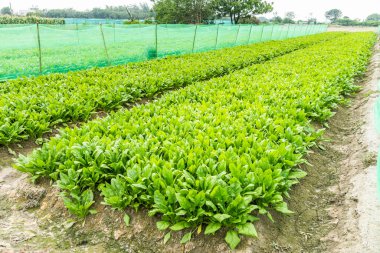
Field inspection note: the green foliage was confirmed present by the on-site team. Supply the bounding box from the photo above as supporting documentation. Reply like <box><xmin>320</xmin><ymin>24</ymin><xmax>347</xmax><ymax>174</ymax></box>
<box><xmin>1</xmin><ymin>31</ymin><xmax>335</xmax><ymax>145</ymax></box>
<box><xmin>325</xmin><ymin>9</ymin><xmax>342</xmax><ymax>22</ymax></box>
<box><xmin>225</xmin><ymin>230</ymin><xmax>240</xmax><ymax>249</ymax></box>
<box><xmin>61</xmin><ymin>189</ymin><xmax>96</xmax><ymax>218</ymax></box>
<box><xmin>1</xmin><ymin>7</ymin><xmax>12</xmax><ymax>15</ymax></box>
<box><xmin>153</xmin><ymin>0</ymin><xmax>214</xmax><ymax>24</ymax></box>
<box><xmin>123</xmin><ymin>20</ymin><xmax>140</xmax><ymax>25</ymax></box>
<box><xmin>124</xmin><ymin>214</ymin><xmax>130</xmax><ymax>226</ymax></box>
<box><xmin>367</xmin><ymin>13</ymin><xmax>380</xmax><ymax>21</ymax></box>
<box><xmin>204</xmin><ymin>222</ymin><xmax>222</xmax><ymax>234</ymax></box>
<box><xmin>239</xmin><ymin>16</ymin><xmax>260</xmax><ymax>24</ymax></box>
<box><xmin>0</xmin><ymin>15</ymin><xmax>65</xmax><ymax>24</ymax></box>
<box><xmin>15</xmin><ymin>32</ymin><xmax>376</xmax><ymax>249</ymax></box>
<box><xmin>56</xmin><ymin>169</ymin><xmax>97</xmax><ymax>218</ymax></box>
<box><xmin>212</xmin><ymin>0</ymin><xmax>273</xmax><ymax>24</ymax></box>
<box><xmin>334</xmin><ymin>17</ymin><xmax>380</xmax><ymax>27</ymax></box>
<box><xmin>163</xmin><ymin>232</ymin><xmax>171</xmax><ymax>244</ymax></box>
<box><xmin>180</xmin><ymin>232</ymin><xmax>192</xmax><ymax>244</ymax></box>
<box><xmin>26</xmin><ymin>4</ymin><xmax>153</xmax><ymax>20</ymax></box>
<box><xmin>285</xmin><ymin>12</ymin><xmax>295</xmax><ymax>20</ymax></box>
<box><xmin>282</xmin><ymin>18</ymin><xmax>296</xmax><ymax>24</ymax></box>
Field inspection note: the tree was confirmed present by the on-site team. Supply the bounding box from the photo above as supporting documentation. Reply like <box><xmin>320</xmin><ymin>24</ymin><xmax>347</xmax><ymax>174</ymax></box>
<box><xmin>307</xmin><ymin>13</ymin><xmax>316</xmax><ymax>24</ymax></box>
<box><xmin>272</xmin><ymin>16</ymin><xmax>282</xmax><ymax>23</ymax></box>
<box><xmin>271</xmin><ymin>11</ymin><xmax>282</xmax><ymax>23</ymax></box>
<box><xmin>325</xmin><ymin>9</ymin><xmax>342</xmax><ymax>23</ymax></box>
<box><xmin>153</xmin><ymin>0</ymin><xmax>214</xmax><ymax>23</ymax></box>
<box><xmin>307</xmin><ymin>18</ymin><xmax>316</xmax><ymax>24</ymax></box>
<box><xmin>282</xmin><ymin>11</ymin><xmax>295</xmax><ymax>24</ymax></box>
<box><xmin>1</xmin><ymin>6</ymin><xmax>12</xmax><ymax>15</ymax></box>
<box><xmin>212</xmin><ymin>0</ymin><xmax>273</xmax><ymax>24</ymax></box>
<box><xmin>285</xmin><ymin>11</ymin><xmax>295</xmax><ymax>20</ymax></box>
<box><xmin>239</xmin><ymin>16</ymin><xmax>260</xmax><ymax>24</ymax></box>
<box><xmin>367</xmin><ymin>13</ymin><xmax>380</xmax><ymax>21</ymax></box>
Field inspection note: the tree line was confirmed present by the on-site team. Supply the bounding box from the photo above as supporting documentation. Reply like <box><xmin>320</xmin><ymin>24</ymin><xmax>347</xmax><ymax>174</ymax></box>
<box><xmin>2</xmin><ymin>3</ymin><xmax>380</xmax><ymax>26</ymax></box>
<box><xmin>1</xmin><ymin>4</ymin><xmax>153</xmax><ymax>20</ymax></box>
<box><xmin>151</xmin><ymin>0</ymin><xmax>273</xmax><ymax>24</ymax></box>
<box><xmin>1</xmin><ymin>1</ymin><xmax>274</xmax><ymax>24</ymax></box>
<box><xmin>325</xmin><ymin>9</ymin><xmax>380</xmax><ymax>26</ymax></box>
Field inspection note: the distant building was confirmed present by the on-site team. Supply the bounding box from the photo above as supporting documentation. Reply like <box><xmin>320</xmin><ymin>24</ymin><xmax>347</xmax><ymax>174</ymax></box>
<box><xmin>15</xmin><ymin>5</ymin><xmax>39</xmax><ymax>16</ymax></box>
<box><xmin>15</xmin><ymin>10</ymin><xmax>27</xmax><ymax>16</ymax></box>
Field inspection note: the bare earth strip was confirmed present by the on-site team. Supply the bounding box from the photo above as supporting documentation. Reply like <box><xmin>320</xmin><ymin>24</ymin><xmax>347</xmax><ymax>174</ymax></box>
<box><xmin>328</xmin><ymin>25</ymin><xmax>379</xmax><ymax>33</ymax></box>
<box><xmin>321</xmin><ymin>39</ymin><xmax>380</xmax><ymax>253</ymax></box>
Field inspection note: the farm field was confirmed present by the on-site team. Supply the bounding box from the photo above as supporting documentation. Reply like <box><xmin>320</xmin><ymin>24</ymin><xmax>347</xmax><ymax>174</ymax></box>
<box><xmin>0</xmin><ymin>24</ymin><xmax>327</xmax><ymax>80</ymax></box>
<box><xmin>6</xmin><ymin>31</ymin><xmax>376</xmax><ymax>251</ymax></box>
<box><xmin>0</xmin><ymin>32</ymin><xmax>342</xmax><ymax>145</ymax></box>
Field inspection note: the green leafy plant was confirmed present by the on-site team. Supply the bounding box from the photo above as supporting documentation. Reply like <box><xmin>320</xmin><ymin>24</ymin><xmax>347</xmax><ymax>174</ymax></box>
<box><xmin>1</xmin><ymin>32</ymin><xmax>344</xmax><ymax>145</ymax></box>
<box><xmin>15</xmin><ymin>32</ymin><xmax>376</xmax><ymax>249</ymax></box>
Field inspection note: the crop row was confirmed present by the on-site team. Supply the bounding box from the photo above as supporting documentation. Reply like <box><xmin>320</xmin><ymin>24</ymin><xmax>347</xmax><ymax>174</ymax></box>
<box><xmin>0</xmin><ymin>32</ymin><xmax>344</xmax><ymax>145</ymax></box>
<box><xmin>16</xmin><ymin>32</ymin><xmax>376</xmax><ymax>248</ymax></box>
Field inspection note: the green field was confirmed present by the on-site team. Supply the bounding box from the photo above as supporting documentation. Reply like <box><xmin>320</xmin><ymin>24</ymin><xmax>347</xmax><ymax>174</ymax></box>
<box><xmin>15</xmin><ymin>32</ymin><xmax>376</xmax><ymax>249</ymax></box>
<box><xmin>0</xmin><ymin>32</ymin><xmax>342</xmax><ymax>145</ymax></box>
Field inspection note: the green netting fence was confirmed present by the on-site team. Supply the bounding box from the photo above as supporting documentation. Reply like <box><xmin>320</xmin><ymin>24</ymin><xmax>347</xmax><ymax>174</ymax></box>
<box><xmin>0</xmin><ymin>23</ymin><xmax>327</xmax><ymax>81</ymax></box>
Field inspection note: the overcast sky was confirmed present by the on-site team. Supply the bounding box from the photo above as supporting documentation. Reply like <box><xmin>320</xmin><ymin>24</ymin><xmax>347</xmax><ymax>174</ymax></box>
<box><xmin>1</xmin><ymin>0</ymin><xmax>378</xmax><ymax>21</ymax></box>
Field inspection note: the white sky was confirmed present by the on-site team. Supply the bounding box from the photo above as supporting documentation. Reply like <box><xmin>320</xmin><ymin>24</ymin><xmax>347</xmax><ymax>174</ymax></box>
<box><xmin>1</xmin><ymin>0</ymin><xmax>379</xmax><ymax>21</ymax></box>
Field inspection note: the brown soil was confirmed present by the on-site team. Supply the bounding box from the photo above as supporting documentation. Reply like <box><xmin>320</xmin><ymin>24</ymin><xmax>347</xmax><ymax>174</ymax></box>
<box><xmin>1</xmin><ymin>41</ymin><xmax>380</xmax><ymax>253</ymax></box>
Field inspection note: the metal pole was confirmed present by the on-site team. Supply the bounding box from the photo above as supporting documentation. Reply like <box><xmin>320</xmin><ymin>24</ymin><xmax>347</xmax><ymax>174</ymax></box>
<box><xmin>214</xmin><ymin>24</ymin><xmax>220</xmax><ymax>49</ymax></box>
<box><xmin>155</xmin><ymin>23</ymin><xmax>158</xmax><ymax>58</ymax></box>
<box><xmin>247</xmin><ymin>24</ymin><xmax>253</xmax><ymax>44</ymax></box>
<box><xmin>113</xmin><ymin>23</ymin><xmax>116</xmax><ymax>43</ymax></box>
<box><xmin>269</xmin><ymin>24</ymin><xmax>275</xmax><ymax>40</ymax></box>
<box><xmin>36</xmin><ymin>23</ymin><xmax>42</xmax><ymax>74</ymax></box>
<box><xmin>99</xmin><ymin>24</ymin><xmax>110</xmax><ymax>64</ymax></box>
<box><xmin>285</xmin><ymin>24</ymin><xmax>290</xmax><ymax>39</ymax></box>
<box><xmin>292</xmin><ymin>24</ymin><xmax>296</xmax><ymax>37</ymax></box>
<box><xmin>191</xmin><ymin>25</ymin><xmax>198</xmax><ymax>53</ymax></box>
<box><xmin>76</xmin><ymin>23</ymin><xmax>79</xmax><ymax>44</ymax></box>
<box><xmin>259</xmin><ymin>25</ymin><xmax>265</xmax><ymax>42</ymax></box>
<box><xmin>234</xmin><ymin>24</ymin><xmax>241</xmax><ymax>45</ymax></box>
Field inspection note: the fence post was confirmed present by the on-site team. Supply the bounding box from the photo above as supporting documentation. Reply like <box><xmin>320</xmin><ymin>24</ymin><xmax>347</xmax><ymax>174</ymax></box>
<box><xmin>99</xmin><ymin>24</ymin><xmax>110</xmax><ymax>65</ymax></box>
<box><xmin>269</xmin><ymin>24</ymin><xmax>275</xmax><ymax>40</ymax></box>
<box><xmin>292</xmin><ymin>24</ymin><xmax>296</xmax><ymax>37</ymax></box>
<box><xmin>259</xmin><ymin>25</ymin><xmax>265</xmax><ymax>42</ymax></box>
<box><xmin>214</xmin><ymin>24</ymin><xmax>220</xmax><ymax>49</ymax></box>
<box><xmin>247</xmin><ymin>24</ymin><xmax>253</xmax><ymax>44</ymax></box>
<box><xmin>192</xmin><ymin>24</ymin><xmax>198</xmax><ymax>53</ymax></box>
<box><xmin>155</xmin><ymin>23</ymin><xmax>158</xmax><ymax>58</ymax></box>
<box><xmin>234</xmin><ymin>24</ymin><xmax>241</xmax><ymax>45</ymax></box>
<box><xmin>76</xmin><ymin>23</ymin><xmax>80</xmax><ymax>44</ymax></box>
<box><xmin>113</xmin><ymin>23</ymin><xmax>116</xmax><ymax>43</ymax></box>
<box><xmin>36</xmin><ymin>23</ymin><xmax>42</xmax><ymax>74</ymax></box>
<box><xmin>285</xmin><ymin>24</ymin><xmax>290</xmax><ymax>38</ymax></box>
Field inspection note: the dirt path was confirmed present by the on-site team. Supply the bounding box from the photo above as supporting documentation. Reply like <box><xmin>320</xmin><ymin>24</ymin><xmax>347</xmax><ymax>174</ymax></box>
<box><xmin>328</xmin><ymin>25</ymin><xmax>379</xmax><ymax>33</ymax></box>
<box><xmin>0</xmin><ymin>41</ymin><xmax>380</xmax><ymax>253</ymax></box>
<box><xmin>321</xmin><ymin>39</ymin><xmax>380</xmax><ymax>252</ymax></box>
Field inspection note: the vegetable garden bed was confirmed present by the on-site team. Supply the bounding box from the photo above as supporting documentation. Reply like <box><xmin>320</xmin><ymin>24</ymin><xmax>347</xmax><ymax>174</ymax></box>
<box><xmin>15</xmin><ymin>32</ymin><xmax>376</xmax><ymax>249</ymax></box>
<box><xmin>0</xmin><ymin>32</ymin><xmax>343</xmax><ymax>145</ymax></box>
